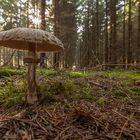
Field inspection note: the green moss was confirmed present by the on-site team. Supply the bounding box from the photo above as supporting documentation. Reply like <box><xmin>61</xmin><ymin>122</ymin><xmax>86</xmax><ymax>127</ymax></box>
<box><xmin>0</xmin><ymin>92</ymin><xmax>5</xmax><ymax>104</ymax></box>
<box><xmin>39</xmin><ymin>79</ymin><xmax>97</xmax><ymax>102</ymax></box>
<box><xmin>97</xmin><ymin>97</ymin><xmax>107</xmax><ymax>106</ymax></box>
<box><xmin>104</xmin><ymin>70</ymin><xmax>140</xmax><ymax>80</ymax></box>
<box><xmin>10</xmin><ymin>111</ymin><xmax>18</xmax><ymax>116</ymax></box>
<box><xmin>66</xmin><ymin>71</ymin><xmax>86</xmax><ymax>78</ymax></box>
<box><xmin>112</xmin><ymin>88</ymin><xmax>126</xmax><ymax>97</ymax></box>
<box><xmin>123</xmin><ymin>79</ymin><xmax>134</xmax><ymax>85</ymax></box>
<box><xmin>77</xmin><ymin>87</ymin><xmax>94</xmax><ymax>100</ymax></box>
<box><xmin>0</xmin><ymin>80</ymin><xmax>26</xmax><ymax>95</ymax></box>
<box><xmin>0</xmin><ymin>82</ymin><xmax>15</xmax><ymax>95</ymax></box>
<box><xmin>0</xmin><ymin>67</ymin><xmax>24</xmax><ymax>78</ymax></box>
<box><xmin>112</xmin><ymin>85</ymin><xmax>140</xmax><ymax>97</ymax></box>
<box><xmin>63</xmin><ymin>81</ymin><xmax>77</xmax><ymax>94</ymax></box>
<box><xmin>14</xmin><ymin>80</ymin><xmax>27</xmax><ymax>93</ymax></box>
<box><xmin>3</xmin><ymin>93</ymin><xmax>24</xmax><ymax>109</ymax></box>
<box><xmin>0</xmin><ymin>80</ymin><xmax>26</xmax><ymax>108</ymax></box>
<box><xmin>128</xmin><ymin>87</ymin><xmax>140</xmax><ymax>96</ymax></box>
<box><xmin>66</xmin><ymin>71</ymin><xmax>96</xmax><ymax>78</ymax></box>
<box><xmin>40</xmin><ymin>80</ymin><xmax>77</xmax><ymax>95</ymax></box>
<box><xmin>38</xmin><ymin>69</ymin><xmax>58</xmax><ymax>76</ymax></box>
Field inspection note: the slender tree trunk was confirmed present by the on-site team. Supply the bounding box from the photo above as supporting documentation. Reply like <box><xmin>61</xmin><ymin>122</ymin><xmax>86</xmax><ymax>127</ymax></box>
<box><xmin>127</xmin><ymin>0</ymin><xmax>132</xmax><ymax>64</ymax></box>
<box><xmin>105</xmin><ymin>0</ymin><xmax>109</xmax><ymax>65</ymax></box>
<box><xmin>137</xmin><ymin>1</ymin><xmax>140</xmax><ymax>63</ymax></box>
<box><xmin>110</xmin><ymin>0</ymin><xmax>117</xmax><ymax>64</ymax></box>
<box><xmin>31</xmin><ymin>0</ymin><xmax>36</xmax><ymax>28</ymax></box>
<box><xmin>87</xmin><ymin>0</ymin><xmax>90</xmax><ymax>67</ymax></box>
<box><xmin>26</xmin><ymin>0</ymin><xmax>29</xmax><ymax>27</ymax></box>
<box><xmin>53</xmin><ymin>0</ymin><xmax>60</xmax><ymax>68</ymax></box>
<box><xmin>91</xmin><ymin>0</ymin><xmax>96</xmax><ymax>67</ymax></box>
<box><xmin>123</xmin><ymin>0</ymin><xmax>127</xmax><ymax>68</ymax></box>
<box><xmin>40</xmin><ymin>0</ymin><xmax>46</xmax><ymax>68</ymax></box>
<box><xmin>96</xmin><ymin>0</ymin><xmax>100</xmax><ymax>65</ymax></box>
<box><xmin>16</xmin><ymin>0</ymin><xmax>21</xmax><ymax>68</ymax></box>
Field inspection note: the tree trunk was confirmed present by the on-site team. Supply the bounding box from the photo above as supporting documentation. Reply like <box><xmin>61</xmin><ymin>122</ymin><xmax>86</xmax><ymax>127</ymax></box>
<box><xmin>137</xmin><ymin>1</ymin><xmax>140</xmax><ymax>63</ymax></box>
<box><xmin>53</xmin><ymin>0</ymin><xmax>60</xmax><ymax>68</ymax></box>
<box><xmin>40</xmin><ymin>0</ymin><xmax>46</xmax><ymax>68</ymax></box>
<box><xmin>127</xmin><ymin>0</ymin><xmax>132</xmax><ymax>64</ymax></box>
<box><xmin>123</xmin><ymin>0</ymin><xmax>127</xmax><ymax>68</ymax></box>
<box><xmin>95</xmin><ymin>0</ymin><xmax>99</xmax><ymax>64</ymax></box>
<box><xmin>31</xmin><ymin>0</ymin><xmax>36</xmax><ymax>28</ymax></box>
<box><xmin>105</xmin><ymin>0</ymin><xmax>109</xmax><ymax>65</ymax></box>
<box><xmin>26</xmin><ymin>0</ymin><xmax>29</xmax><ymax>27</ymax></box>
<box><xmin>110</xmin><ymin>0</ymin><xmax>117</xmax><ymax>64</ymax></box>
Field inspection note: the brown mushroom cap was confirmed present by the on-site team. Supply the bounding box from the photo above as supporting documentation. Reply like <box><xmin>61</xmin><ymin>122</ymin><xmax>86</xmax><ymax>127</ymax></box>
<box><xmin>0</xmin><ymin>28</ymin><xmax>64</xmax><ymax>52</ymax></box>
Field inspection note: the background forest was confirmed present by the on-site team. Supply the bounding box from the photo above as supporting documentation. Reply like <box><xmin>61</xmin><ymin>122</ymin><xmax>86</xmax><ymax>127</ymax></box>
<box><xmin>0</xmin><ymin>0</ymin><xmax>140</xmax><ymax>69</ymax></box>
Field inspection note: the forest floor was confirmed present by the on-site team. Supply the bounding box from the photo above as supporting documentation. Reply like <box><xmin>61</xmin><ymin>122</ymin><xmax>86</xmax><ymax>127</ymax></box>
<box><xmin>0</xmin><ymin>67</ymin><xmax>140</xmax><ymax>140</ymax></box>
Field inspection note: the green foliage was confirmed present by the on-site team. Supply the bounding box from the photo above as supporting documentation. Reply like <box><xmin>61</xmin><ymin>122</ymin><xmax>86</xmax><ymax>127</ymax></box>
<box><xmin>14</xmin><ymin>80</ymin><xmax>27</xmax><ymax>93</ymax></box>
<box><xmin>79</xmin><ymin>87</ymin><xmax>94</xmax><ymax>100</ymax></box>
<box><xmin>39</xmin><ymin>80</ymin><xmax>78</xmax><ymax>102</ymax></box>
<box><xmin>0</xmin><ymin>80</ymin><xmax>26</xmax><ymax>108</ymax></box>
<box><xmin>113</xmin><ymin>89</ymin><xmax>127</xmax><ymax>97</ymax></box>
<box><xmin>0</xmin><ymin>69</ymin><xmax>139</xmax><ymax>107</ymax></box>
<box><xmin>66</xmin><ymin>71</ymin><xmax>96</xmax><ymax>78</ymax></box>
<box><xmin>9</xmin><ymin>111</ymin><xmax>18</xmax><ymax>116</ymax></box>
<box><xmin>127</xmin><ymin>87</ymin><xmax>140</xmax><ymax>96</ymax></box>
<box><xmin>39</xmin><ymin>77</ymin><xmax>94</xmax><ymax>102</ymax></box>
<box><xmin>66</xmin><ymin>71</ymin><xmax>86</xmax><ymax>78</ymax></box>
<box><xmin>0</xmin><ymin>67</ymin><xmax>24</xmax><ymax>78</ymax></box>
<box><xmin>112</xmin><ymin>83</ymin><xmax>140</xmax><ymax>97</ymax></box>
<box><xmin>97</xmin><ymin>97</ymin><xmax>107</xmax><ymax>106</ymax></box>
<box><xmin>0</xmin><ymin>80</ymin><xmax>26</xmax><ymax>94</ymax></box>
<box><xmin>104</xmin><ymin>70</ymin><xmax>140</xmax><ymax>80</ymax></box>
<box><xmin>37</xmin><ymin>69</ymin><xmax>96</xmax><ymax>78</ymax></box>
<box><xmin>3</xmin><ymin>93</ymin><xmax>24</xmax><ymax>109</ymax></box>
<box><xmin>0</xmin><ymin>92</ymin><xmax>5</xmax><ymax>103</ymax></box>
<box><xmin>38</xmin><ymin>69</ymin><xmax>58</xmax><ymax>76</ymax></box>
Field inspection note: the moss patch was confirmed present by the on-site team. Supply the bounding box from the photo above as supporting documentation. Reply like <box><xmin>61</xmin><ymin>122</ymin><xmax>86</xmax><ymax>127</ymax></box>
<box><xmin>0</xmin><ymin>67</ymin><xmax>24</xmax><ymax>78</ymax></box>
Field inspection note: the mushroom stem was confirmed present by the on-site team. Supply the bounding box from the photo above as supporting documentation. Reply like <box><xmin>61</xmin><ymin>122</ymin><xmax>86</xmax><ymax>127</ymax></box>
<box><xmin>26</xmin><ymin>45</ymin><xmax>38</xmax><ymax>104</ymax></box>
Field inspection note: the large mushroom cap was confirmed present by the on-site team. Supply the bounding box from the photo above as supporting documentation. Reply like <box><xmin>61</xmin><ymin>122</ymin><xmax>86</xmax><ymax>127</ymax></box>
<box><xmin>0</xmin><ymin>28</ymin><xmax>64</xmax><ymax>52</ymax></box>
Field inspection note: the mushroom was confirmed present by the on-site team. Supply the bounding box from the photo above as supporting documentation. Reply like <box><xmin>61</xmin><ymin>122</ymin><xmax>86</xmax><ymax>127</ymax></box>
<box><xmin>0</xmin><ymin>27</ymin><xmax>64</xmax><ymax>104</ymax></box>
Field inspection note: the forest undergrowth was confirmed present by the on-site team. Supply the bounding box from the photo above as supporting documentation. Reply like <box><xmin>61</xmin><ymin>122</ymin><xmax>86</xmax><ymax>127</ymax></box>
<box><xmin>0</xmin><ymin>67</ymin><xmax>140</xmax><ymax>140</ymax></box>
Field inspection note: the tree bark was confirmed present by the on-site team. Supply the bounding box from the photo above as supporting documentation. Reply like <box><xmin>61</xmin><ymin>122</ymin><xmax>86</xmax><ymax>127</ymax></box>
<box><xmin>110</xmin><ymin>0</ymin><xmax>117</xmax><ymax>64</ymax></box>
<box><xmin>53</xmin><ymin>0</ymin><xmax>60</xmax><ymax>68</ymax></box>
<box><xmin>123</xmin><ymin>0</ymin><xmax>127</xmax><ymax>68</ymax></box>
<box><xmin>96</xmin><ymin>0</ymin><xmax>99</xmax><ymax>63</ymax></box>
<box><xmin>127</xmin><ymin>0</ymin><xmax>132</xmax><ymax>64</ymax></box>
<box><xmin>105</xmin><ymin>0</ymin><xmax>109</xmax><ymax>65</ymax></box>
<box><xmin>40</xmin><ymin>0</ymin><xmax>46</xmax><ymax>68</ymax></box>
<box><xmin>137</xmin><ymin>1</ymin><xmax>140</xmax><ymax>63</ymax></box>
<box><xmin>26</xmin><ymin>0</ymin><xmax>29</xmax><ymax>27</ymax></box>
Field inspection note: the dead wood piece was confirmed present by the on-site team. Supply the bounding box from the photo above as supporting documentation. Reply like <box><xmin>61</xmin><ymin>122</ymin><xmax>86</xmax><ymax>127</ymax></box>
<box><xmin>89</xmin><ymin>81</ymin><xmax>108</xmax><ymax>89</ymax></box>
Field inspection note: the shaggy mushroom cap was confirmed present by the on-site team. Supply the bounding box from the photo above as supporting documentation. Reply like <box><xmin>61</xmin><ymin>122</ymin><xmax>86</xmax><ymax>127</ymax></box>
<box><xmin>0</xmin><ymin>28</ymin><xmax>64</xmax><ymax>52</ymax></box>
